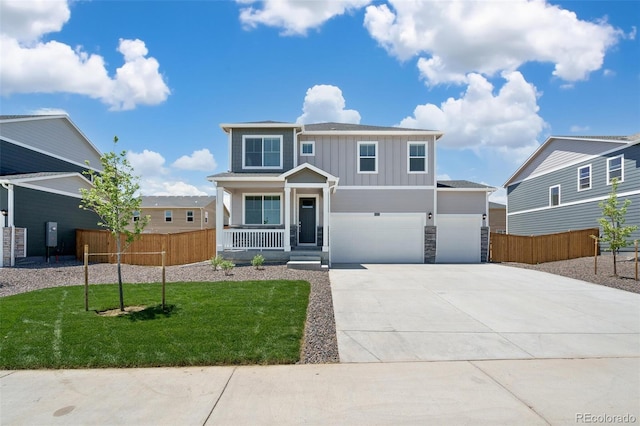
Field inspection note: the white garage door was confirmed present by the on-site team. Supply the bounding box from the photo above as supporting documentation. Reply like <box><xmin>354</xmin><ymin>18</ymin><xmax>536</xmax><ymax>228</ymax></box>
<box><xmin>436</xmin><ymin>214</ymin><xmax>481</xmax><ymax>263</ymax></box>
<box><xmin>330</xmin><ymin>213</ymin><xmax>424</xmax><ymax>264</ymax></box>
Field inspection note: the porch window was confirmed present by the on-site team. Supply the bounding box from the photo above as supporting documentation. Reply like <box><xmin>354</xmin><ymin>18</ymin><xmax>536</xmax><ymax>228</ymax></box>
<box><xmin>549</xmin><ymin>185</ymin><xmax>560</xmax><ymax>206</ymax></box>
<box><xmin>408</xmin><ymin>142</ymin><xmax>427</xmax><ymax>173</ymax></box>
<box><xmin>577</xmin><ymin>165</ymin><xmax>591</xmax><ymax>191</ymax></box>
<box><xmin>245</xmin><ymin>195</ymin><xmax>281</xmax><ymax>225</ymax></box>
<box><xmin>607</xmin><ymin>155</ymin><xmax>624</xmax><ymax>184</ymax></box>
<box><xmin>358</xmin><ymin>141</ymin><xmax>377</xmax><ymax>173</ymax></box>
<box><xmin>186</xmin><ymin>210</ymin><xmax>194</xmax><ymax>222</ymax></box>
<box><xmin>243</xmin><ymin>136</ymin><xmax>282</xmax><ymax>169</ymax></box>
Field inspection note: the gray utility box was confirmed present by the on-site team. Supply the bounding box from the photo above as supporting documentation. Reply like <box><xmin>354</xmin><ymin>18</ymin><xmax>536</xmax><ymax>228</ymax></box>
<box><xmin>46</xmin><ymin>222</ymin><xmax>57</xmax><ymax>247</ymax></box>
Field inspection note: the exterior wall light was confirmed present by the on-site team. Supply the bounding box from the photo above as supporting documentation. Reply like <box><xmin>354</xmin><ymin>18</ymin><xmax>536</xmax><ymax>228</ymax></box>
<box><xmin>428</xmin><ymin>212</ymin><xmax>432</xmax><ymax>220</ymax></box>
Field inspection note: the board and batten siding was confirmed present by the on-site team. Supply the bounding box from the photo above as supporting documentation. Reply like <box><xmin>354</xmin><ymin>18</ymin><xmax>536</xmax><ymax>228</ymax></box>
<box><xmin>230</xmin><ymin>128</ymin><xmax>294</xmax><ymax>173</ymax></box>
<box><xmin>298</xmin><ymin>134</ymin><xmax>436</xmax><ymax>186</ymax></box>
<box><xmin>0</xmin><ymin>141</ymin><xmax>88</xmax><ymax>175</ymax></box>
<box><xmin>0</xmin><ymin>118</ymin><xmax>101</xmax><ymax>168</ymax></box>
<box><xmin>332</xmin><ymin>188</ymin><xmax>434</xmax><ymax>214</ymax></box>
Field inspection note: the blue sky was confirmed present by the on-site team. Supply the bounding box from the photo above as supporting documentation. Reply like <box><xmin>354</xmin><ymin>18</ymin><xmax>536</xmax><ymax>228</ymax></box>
<box><xmin>1</xmin><ymin>0</ymin><xmax>638</xmax><ymax>203</ymax></box>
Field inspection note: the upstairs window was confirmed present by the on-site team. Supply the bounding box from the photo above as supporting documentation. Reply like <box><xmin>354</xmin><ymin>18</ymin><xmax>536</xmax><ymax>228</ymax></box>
<box><xmin>243</xmin><ymin>136</ymin><xmax>282</xmax><ymax>169</ymax></box>
<box><xmin>165</xmin><ymin>210</ymin><xmax>173</xmax><ymax>222</ymax></box>
<box><xmin>549</xmin><ymin>185</ymin><xmax>560</xmax><ymax>206</ymax></box>
<box><xmin>301</xmin><ymin>141</ymin><xmax>315</xmax><ymax>156</ymax></box>
<box><xmin>186</xmin><ymin>210</ymin><xmax>194</xmax><ymax>222</ymax></box>
<box><xmin>408</xmin><ymin>142</ymin><xmax>428</xmax><ymax>173</ymax></box>
<box><xmin>607</xmin><ymin>155</ymin><xmax>624</xmax><ymax>184</ymax></box>
<box><xmin>245</xmin><ymin>195</ymin><xmax>281</xmax><ymax>225</ymax></box>
<box><xmin>577</xmin><ymin>165</ymin><xmax>591</xmax><ymax>191</ymax></box>
<box><xmin>358</xmin><ymin>141</ymin><xmax>378</xmax><ymax>173</ymax></box>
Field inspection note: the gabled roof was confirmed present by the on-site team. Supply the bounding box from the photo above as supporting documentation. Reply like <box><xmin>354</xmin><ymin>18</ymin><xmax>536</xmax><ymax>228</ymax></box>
<box><xmin>504</xmin><ymin>132</ymin><xmax>639</xmax><ymax>187</ymax></box>
<box><xmin>437</xmin><ymin>180</ymin><xmax>495</xmax><ymax>191</ymax></box>
<box><xmin>141</xmin><ymin>195</ymin><xmax>216</xmax><ymax>208</ymax></box>
<box><xmin>489</xmin><ymin>201</ymin><xmax>506</xmax><ymax>209</ymax></box>
<box><xmin>0</xmin><ymin>172</ymin><xmax>93</xmax><ymax>198</ymax></box>
<box><xmin>280</xmin><ymin>162</ymin><xmax>339</xmax><ymax>182</ymax></box>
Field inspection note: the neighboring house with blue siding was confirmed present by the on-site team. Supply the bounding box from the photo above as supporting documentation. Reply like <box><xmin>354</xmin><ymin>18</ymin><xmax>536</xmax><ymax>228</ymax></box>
<box><xmin>0</xmin><ymin>115</ymin><xmax>102</xmax><ymax>266</ymax></box>
<box><xmin>504</xmin><ymin>133</ymin><xmax>640</xmax><ymax>250</ymax></box>
<box><xmin>209</xmin><ymin>121</ymin><xmax>495</xmax><ymax>265</ymax></box>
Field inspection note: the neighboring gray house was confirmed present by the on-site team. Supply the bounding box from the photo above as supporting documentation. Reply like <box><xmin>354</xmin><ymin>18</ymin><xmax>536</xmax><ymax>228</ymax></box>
<box><xmin>0</xmin><ymin>115</ymin><xmax>102</xmax><ymax>265</ymax></box>
<box><xmin>208</xmin><ymin>121</ymin><xmax>495</xmax><ymax>265</ymax></box>
<box><xmin>504</xmin><ymin>133</ymin><xmax>640</xmax><ymax>249</ymax></box>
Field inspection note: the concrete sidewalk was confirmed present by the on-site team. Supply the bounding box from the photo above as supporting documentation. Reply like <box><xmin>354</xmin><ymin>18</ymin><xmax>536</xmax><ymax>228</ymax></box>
<box><xmin>2</xmin><ymin>357</ymin><xmax>639</xmax><ymax>425</ymax></box>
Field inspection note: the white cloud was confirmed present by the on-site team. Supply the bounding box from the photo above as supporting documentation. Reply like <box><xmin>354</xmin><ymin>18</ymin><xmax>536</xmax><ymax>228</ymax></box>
<box><xmin>603</xmin><ymin>69</ymin><xmax>616</xmax><ymax>77</ymax></box>
<box><xmin>146</xmin><ymin>181</ymin><xmax>208</xmax><ymax>196</ymax></box>
<box><xmin>29</xmin><ymin>107</ymin><xmax>68</xmax><ymax>115</ymax></box>
<box><xmin>489</xmin><ymin>188</ymin><xmax>507</xmax><ymax>205</ymax></box>
<box><xmin>238</xmin><ymin>0</ymin><xmax>371</xmax><ymax>35</ymax></box>
<box><xmin>297</xmin><ymin>84</ymin><xmax>361</xmax><ymax>124</ymax></box>
<box><xmin>364</xmin><ymin>0</ymin><xmax>622</xmax><ymax>85</ymax></box>
<box><xmin>399</xmin><ymin>71</ymin><xmax>545</xmax><ymax>163</ymax></box>
<box><xmin>0</xmin><ymin>1</ymin><xmax>170</xmax><ymax>110</ymax></box>
<box><xmin>127</xmin><ymin>149</ymin><xmax>169</xmax><ymax>177</ymax></box>
<box><xmin>570</xmin><ymin>125</ymin><xmax>590</xmax><ymax>133</ymax></box>
<box><xmin>172</xmin><ymin>149</ymin><xmax>218</xmax><ymax>172</ymax></box>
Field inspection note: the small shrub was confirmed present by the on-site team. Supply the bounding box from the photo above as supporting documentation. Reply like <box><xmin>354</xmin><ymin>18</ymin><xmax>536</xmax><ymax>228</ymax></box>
<box><xmin>210</xmin><ymin>255</ymin><xmax>223</xmax><ymax>271</ymax></box>
<box><xmin>220</xmin><ymin>260</ymin><xmax>235</xmax><ymax>275</ymax></box>
<box><xmin>252</xmin><ymin>254</ymin><xmax>265</xmax><ymax>269</ymax></box>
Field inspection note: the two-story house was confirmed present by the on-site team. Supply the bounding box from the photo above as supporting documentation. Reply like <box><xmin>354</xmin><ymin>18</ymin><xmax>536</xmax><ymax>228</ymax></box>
<box><xmin>504</xmin><ymin>133</ymin><xmax>640</xmax><ymax>250</ymax></box>
<box><xmin>208</xmin><ymin>121</ymin><xmax>494</xmax><ymax>265</ymax></box>
<box><xmin>138</xmin><ymin>195</ymin><xmax>228</xmax><ymax>233</ymax></box>
<box><xmin>0</xmin><ymin>115</ymin><xmax>102</xmax><ymax>266</ymax></box>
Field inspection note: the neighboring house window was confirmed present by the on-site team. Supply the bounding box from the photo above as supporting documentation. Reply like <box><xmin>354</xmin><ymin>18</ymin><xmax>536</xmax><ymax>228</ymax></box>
<box><xmin>243</xmin><ymin>135</ymin><xmax>282</xmax><ymax>169</ymax></box>
<box><xmin>244</xmin><ymin>195</ymin><xmax>281</xmax><ymax>225</ymax></box>
<box><xmin>132</xmin><ymin>211</ymin><xmax>140</xmax><ymax>222</ymax></box>
<box><xmin>357</xmin><ymin>141</ymin><xmax>378</xmax><ymax>173</ymax></box>
<box><xmin>300</xmin><ymin>141</ymin><xmax>315</xmax><ymax>156</ymax></box>
<box><xmin>165</xmin><ymin>210</ymin><xmax>173</xmax><ymax>222</ymax></box>
<box><xmin>549</xmin><ymin>185</ymin><xmax>560</xmax><ymax>206</ymax></box>
<box><xmin>205</xmin><ymin>211</ymin><xmax>209</xmax><ymax>223</ymax></box>
<box><xmin>408</xmin><ymin>142</ymin><xmax>428</xmax><ymax>173</ymax></box>
<box><xmin>577</xmin><ymin>165</ymin><xmax>591</xmax><ymax>191</ymax></box>
<box><xmin>607</xmin><ymin>155</ymin><xmax>624</xmax><ymax>184</ymax></box>
<box><xmin>186</xmin><ymin>210</ymin><xmax>194</xmax><ymax>222</ymax></box>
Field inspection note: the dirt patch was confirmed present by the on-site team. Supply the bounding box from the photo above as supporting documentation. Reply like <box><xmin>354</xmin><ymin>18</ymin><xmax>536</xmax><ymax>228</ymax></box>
<box><xmin>97</xmin><ymin>305</ymin><xmax>147</xmax><ymax>317</ymax></box>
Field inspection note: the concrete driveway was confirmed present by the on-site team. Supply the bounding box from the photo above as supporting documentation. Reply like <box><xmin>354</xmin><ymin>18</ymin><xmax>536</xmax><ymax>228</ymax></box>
<box><xmin>330</xmin><ymin>264</ymin><xmax>640</xmax><ymax>363</ymax></box>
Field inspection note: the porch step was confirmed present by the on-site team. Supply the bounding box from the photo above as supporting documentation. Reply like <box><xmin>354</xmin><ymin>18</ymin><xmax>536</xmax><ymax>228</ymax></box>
<box><xmin>287</xmin><ymin>255</ymin><xmax>326</xmax><ymax>271</ymax></box>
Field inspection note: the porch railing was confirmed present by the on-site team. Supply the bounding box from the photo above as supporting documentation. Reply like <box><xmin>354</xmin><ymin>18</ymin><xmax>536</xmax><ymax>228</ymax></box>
<box><xmin>223</xmin><ymin>229</ymin><xmax>285</xmax><ymax>250</ymax></box>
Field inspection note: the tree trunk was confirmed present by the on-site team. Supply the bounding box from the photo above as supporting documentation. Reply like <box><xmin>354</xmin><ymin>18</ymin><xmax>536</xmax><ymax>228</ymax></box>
<box><xmin>613</xmin><ymin>249</ymin><xmax>617</xmax><ymax>276</ymax></box>
<box><xmin>116</xmin><ymin>235</ymin><xmax>124</xmax><ymax>311</ymax></box>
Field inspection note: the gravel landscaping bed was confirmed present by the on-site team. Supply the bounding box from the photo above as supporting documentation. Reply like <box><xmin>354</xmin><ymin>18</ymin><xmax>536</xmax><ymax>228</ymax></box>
<box><xmin>0</xmin><ymin>260</ymin><xmax>339</xmax><ymax>364</ymax></box>
<box><xmin>503</xmin><ymin>254</ymin><xmax>639</xmax><ymax>294</ymax></box>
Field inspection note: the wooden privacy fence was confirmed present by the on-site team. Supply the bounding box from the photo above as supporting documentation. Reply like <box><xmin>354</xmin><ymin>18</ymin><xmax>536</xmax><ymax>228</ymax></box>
<box><xmin>490</xmin><ymin>228</ymin><xmax>599</xmax><ymax>264</ymax></box>
<box><xmin>76</xmin><ymin>228</ymin><xmax>216</xmax><ymax>266</ymax></box>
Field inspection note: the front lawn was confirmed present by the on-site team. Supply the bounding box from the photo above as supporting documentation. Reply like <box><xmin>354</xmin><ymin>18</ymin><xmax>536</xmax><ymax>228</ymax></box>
<box><xmin>0</xmin><ymin>280</ymin><xmax>310</xmax><ymax>369</ymax></box>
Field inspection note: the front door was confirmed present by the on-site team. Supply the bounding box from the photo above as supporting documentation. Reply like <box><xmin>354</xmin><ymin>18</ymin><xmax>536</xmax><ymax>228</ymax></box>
<box><xmin>298</xmin><ymin>198</ymin><xmax>316</xmax><ymax>244</ymax></box>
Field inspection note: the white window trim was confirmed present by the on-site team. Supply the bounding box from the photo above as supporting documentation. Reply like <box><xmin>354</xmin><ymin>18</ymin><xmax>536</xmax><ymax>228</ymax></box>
<box><xmin>606</xmin><ymin>154</ymin><xmax>624</xmax><ymax>184</ymax></box>
<box><xmin>164</xmin><ymin>210</ymin><xmax>173</xmax><ymax>222</ymax></box>
<box><xmin>407</xmin><ymin>141</ymin><xmax>428</xmax><ymax>174</ymax></box>
<box><xmin>242</xmin><ymin>135</ymin><xmax>284</xmax><ymax>170</ymax></box>
<box><xmin>357</xmin><ymin>141</ymin><xmax>378</xmax><ymax>174</ymax></box>
<box><xmin>132</xmin><ymin>211</ymin><xmax>140</xmax><ymax>222</ymax></box>
<box><xmin>300</xmin><ymin>141</ymin><xmax>315</xmax><ymax>157</ymax></box>
<box><xmin>577</xmin><ymin>164</ymin><xmax>592</xmax><ymax>191</ymax></box>
<box><xmin>242</xmin><ymin>193</ymin><xmax>283</xmax><ymax>225</ymax></box>
<box><xmin>204</xmin><ymin>211</ymin><xmax>209</xmax><ymax>223</ymax></box>
<box><xmin>186</xmin><ymin>210</ymin><xmax>194</xmax><ymax>222</ymax></box>
<box><xmin>549</xmin><ymin>185</ymin><xmax>561</xmax><ymax>207</ymax></box>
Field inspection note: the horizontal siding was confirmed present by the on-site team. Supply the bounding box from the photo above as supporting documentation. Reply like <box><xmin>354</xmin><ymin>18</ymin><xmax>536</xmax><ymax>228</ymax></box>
<box><xmin>437</xmin><ymin>192</ymin><xmax>486</xmax><ymax>214</ymax></box>
<box><xmin>230</xmin><ymin>128</ymin><xmax>294</xmax><ymax>173</ymax></box>
<box><xmin>299</xmin><ymin>134</ymin><xmax>435</xmax><ymax>186</ymax></box>
<box><xmin>0</xmin><ymin>141</ymin><xmax>88</xmax><ymax>175</ymax></box>
<box><xmin>140</xmin><ymin>207</ymin><xmax>216</xmax><ymax>233</ymax></box>
<box><xmin>332</xmin><ymin>188</ymin><xmax>434</xmax><ymax>213</ymax></box>
<box><xmin>0</xmin><ymin>118</ymin><xmax>101</xmax><ymax>168</ymax></box>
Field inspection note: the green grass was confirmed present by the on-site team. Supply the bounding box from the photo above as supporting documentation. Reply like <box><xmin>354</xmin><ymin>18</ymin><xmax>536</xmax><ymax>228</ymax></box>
<box><xmin>0</xmin><ymin>280</ymin><xmax>310</xmax><ymax>369</ymax></box>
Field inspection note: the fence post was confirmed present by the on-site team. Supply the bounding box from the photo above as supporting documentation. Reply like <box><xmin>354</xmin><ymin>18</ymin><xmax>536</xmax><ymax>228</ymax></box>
<box><xmin>162</xmin><ymin>243</ymin><xmax>166</xmax><ymax>311</ymax></box>
<box><xmin>594</xmin><ymin>237</ymin><xmax>598</xmax><ymax>275</ymax></box>
<box><xmin>84</xmin><ymin>244</ymin><xmax>89</xmax><ymax>311</ymax></box>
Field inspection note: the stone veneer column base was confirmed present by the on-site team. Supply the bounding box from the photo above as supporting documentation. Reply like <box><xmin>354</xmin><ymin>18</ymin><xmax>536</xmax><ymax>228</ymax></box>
<box><xmin>481</xmin><ymin>226</ymin><xmax>489</xmax><ymax>262</ymax></box>
<box><xmin>424</xmin><ymin>226</ymin><xmax>437</xmax><ymax>264</ymax></box>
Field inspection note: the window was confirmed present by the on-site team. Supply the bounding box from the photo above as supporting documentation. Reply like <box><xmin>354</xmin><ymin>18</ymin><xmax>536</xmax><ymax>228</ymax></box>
<box><xmin>300</xmin><ymin>141</ymin><xmax>315</xmax><ymax>156</ymax></box>
<box><xmin>132</xmin><ymin>211</ymin><xmax>140</xmax><ymax>222</ymax></box>
<box><xmin>549</xmin><ymin>185</ymin><xmax>560</xmax><ymax>206</ymax></box>
<box><xmin>165</xmin><ymin>210</ymin><xmax>172</xmax><ymax>222</ymax></box>
<box><xmin>577</xmin><ymin>165</ymin><xmax>591</xmax><ymax>191</ymax></box>
<box><xmin>243</xmin><ymin>135</ymin><xmax>282</xmax><ymax>169</ymax></box>
<box><xmin>204</xmin><ymin>211</ymin><xmax>209</xmax><ymax>223</ymax></box>
<box><xmin>358</xmin><ymin>141</ymin><xmax>378</xmax><ymax>173</ymax></box>
<box><xmin>408</xmin><ymin>142</ymin><xmax>428</xmax><ymax>173</ymax></box>
<box><xmin>244</xmin><ymin>195</ymin><xmax>281</xmax><ymax>225</ymax></box>
<box><xmin>607</xmin><ymin>155</ymin><xmax>624</xmax><ymax>184</ymax></box>
<box><xmin>186</xmin><ymin>210</ymin><xmax>194</xmax><ymax>222</ymax></box>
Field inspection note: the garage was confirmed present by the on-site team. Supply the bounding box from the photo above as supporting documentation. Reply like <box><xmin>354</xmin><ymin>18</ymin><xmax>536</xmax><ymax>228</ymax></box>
<box><xmin>330</xmin><ymin>213</ymin><xmax>424</xmax><ymax>264</ymax></box>
<box><xmin>436</xmin><ymin>214</ymin><xmax>481</xmax><ymax>263</ymax></box>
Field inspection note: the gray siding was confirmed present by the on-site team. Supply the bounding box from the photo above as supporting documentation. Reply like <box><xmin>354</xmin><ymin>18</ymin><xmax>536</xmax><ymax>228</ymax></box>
<box><xmin>0</xmin><ymin>141</ymin><xmax>87</xmax><ymax>175</ymax></box>
<box><xmin>0</xmin><ymin>118</ymin><xmax>101</xmax><ymax>168</ymax></box>
<box><xmin>299</xmin><ymin>134</ymin><xmax>435</xmax><ymax>186</ymax></box>
<box><xmin>332</xmin><ymin>188</ymin><xmax>434</xmax><ymax>214</ymax></box>
<box><xmin>508</xmin><ymin>145</ymin><xmax>640</xmax><ymax>213</ymax></box>
<box><xmin>230</xmin><ymin>128</ymin><xmax>294</xmax><ymax>173</ymax></box>
<box><xmin>437</xmin><ymin>192</ymin><xmax>487</xmax><ymax>214</ymax></box>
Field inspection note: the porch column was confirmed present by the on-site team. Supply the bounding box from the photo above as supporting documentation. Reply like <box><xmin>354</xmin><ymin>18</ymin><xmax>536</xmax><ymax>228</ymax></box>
<box><xmin>216</xmin><ymin>185</ymin><xmax>224</xmax><ymax>254</ymax></box>
<box><xmin>284</xmin><ymin>187</ymin><xmax>291</xmax><ymax>252</ymax></box>
<box><xmin>322</xmin><ymin>186</ymin><xmax>329</xmax><ymax>252</ymax></box>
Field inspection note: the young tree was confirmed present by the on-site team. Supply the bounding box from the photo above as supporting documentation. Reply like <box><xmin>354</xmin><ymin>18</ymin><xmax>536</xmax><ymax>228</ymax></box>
<box><xmin>597</xmin><ymin>178</ymin><xmax>638</xmax><ymax>276</ymax></box>
<box><xmin>80</xmin><ymin>136</ymin><xmax>149</xmax><ymax>311</ymax></box>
